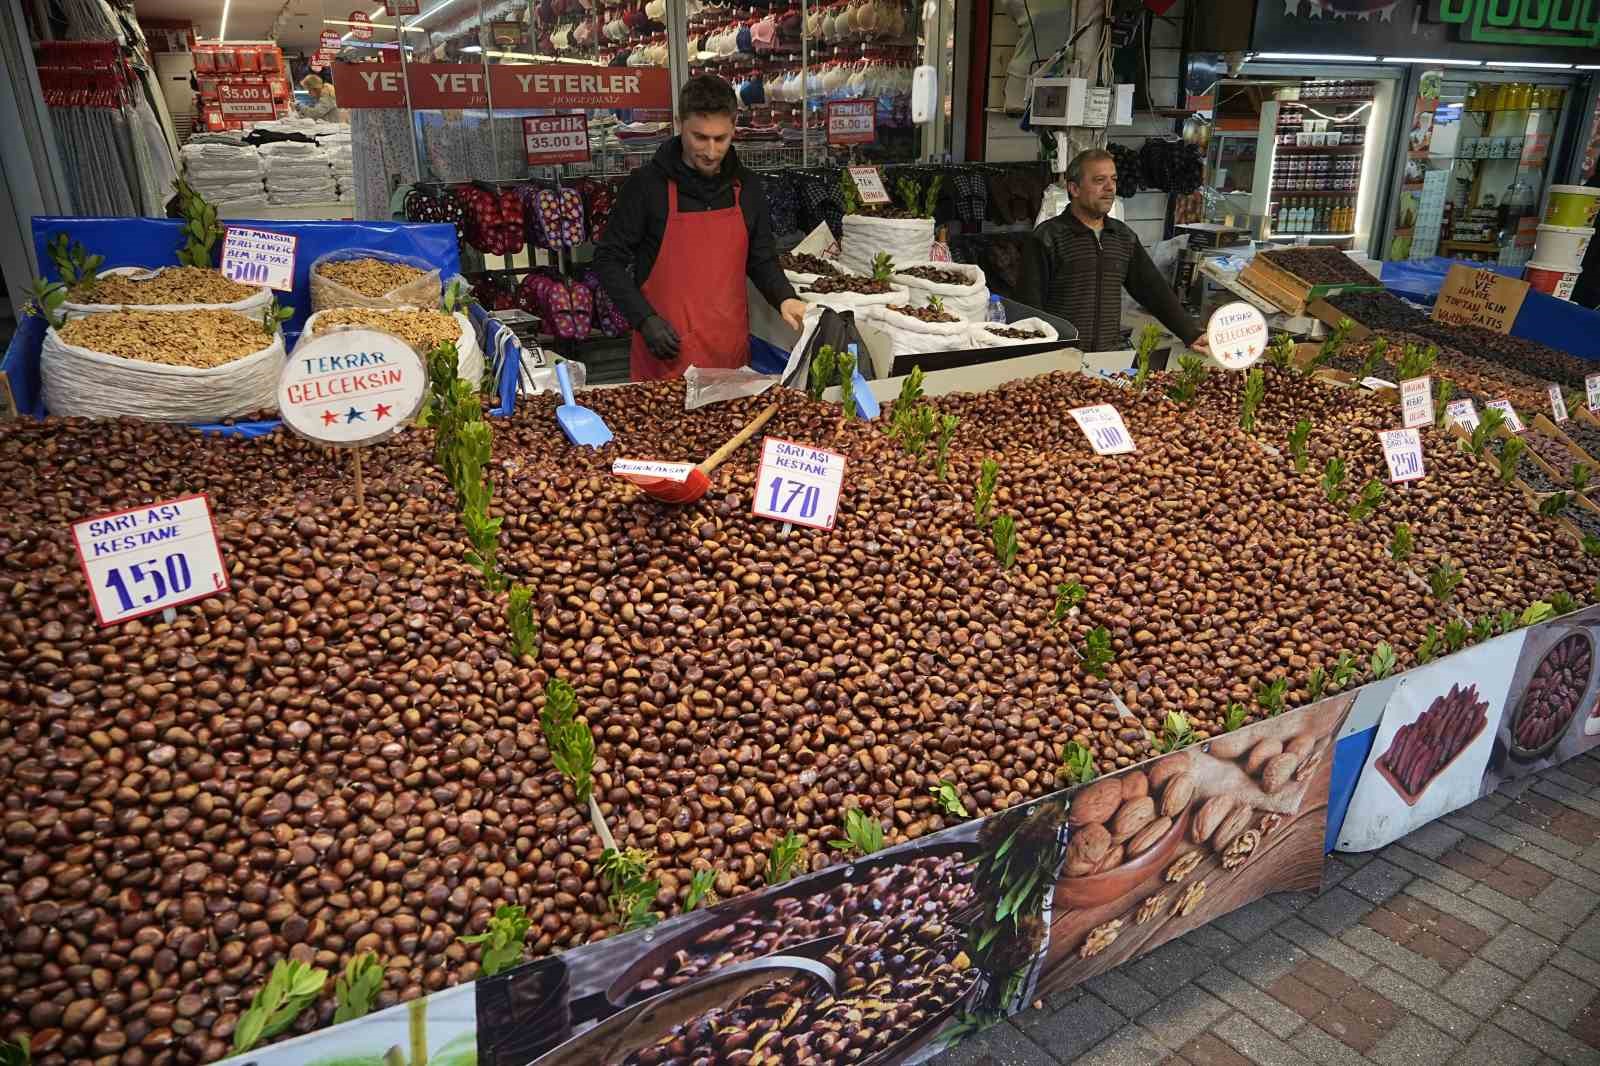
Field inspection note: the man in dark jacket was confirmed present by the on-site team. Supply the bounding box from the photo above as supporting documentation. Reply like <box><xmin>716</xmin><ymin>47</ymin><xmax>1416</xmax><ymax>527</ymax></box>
<box><xmin>594</xmin><ymin>75</ymin><xmax>806</xmax><ymax>380</ymax></box>
<box><xmin>1020</xmin><ymin>149</ymin><xmax>1207</xmax><ymax>354</ymax></box>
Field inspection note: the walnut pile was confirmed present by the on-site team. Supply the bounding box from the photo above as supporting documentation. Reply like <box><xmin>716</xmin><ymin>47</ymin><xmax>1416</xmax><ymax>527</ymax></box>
<box><xmin>75</xmin><ymin>266</ymin><xmax>259</xmax><ymax>306</ymax></box>
<box><xmin>56</xmin><ymin>309</ymin><xmax>270</xmax><ymax>367</ymax></box>
<box><xmin>315</xmin><ymin>257</ymin><xmax>430</xmax><ymax>296</ymax></box>
<box><xmin>310</xmin><ymin>308</ymin><xmax>461</xmax><ymax>354</ymax></box>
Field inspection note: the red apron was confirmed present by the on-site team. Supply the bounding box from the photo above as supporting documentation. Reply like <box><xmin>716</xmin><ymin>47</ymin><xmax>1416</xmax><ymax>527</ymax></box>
<box><xmin>629</xmin><ymin>178</ymin><xmax>750</xmax><ymax>380</ymax></box>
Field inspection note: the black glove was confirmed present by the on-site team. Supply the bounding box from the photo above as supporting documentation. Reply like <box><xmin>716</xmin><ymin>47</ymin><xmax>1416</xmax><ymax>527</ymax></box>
<box><xmin>640</xmin><ymin>315</ymin><xmax>681</xmax><ymax>358</ymax></box>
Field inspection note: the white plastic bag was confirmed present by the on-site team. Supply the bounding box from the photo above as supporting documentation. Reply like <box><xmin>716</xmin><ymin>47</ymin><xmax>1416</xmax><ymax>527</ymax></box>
<box><xmin>970</xmin><ymin>317</ymin><xmax>1060</xmax><ymax>348</ymax></box>
<box><xmin>890</xmin><ymin>261</ymin><xmax>991</xmax><ymax>322</ymax></box>
<box><xmin>1036</xmin><ymin>182</ymin><xmax>1070</xmax><ymax>227</ymax></box>
<box><xmin>871</xmin><ymin>304</ymin><xmax>972</xmax><ymax>357</ymax></box>
<box><xmin>301</xmin><ymin>307</ymin><xmax>483</xmax><ymax>387</ymax></box>
<box><xmin>310</xmin><ymin>249</ymin><xmax>442</xmax><ymax>312</ymax></box>
<box><xmin>683</xmin><ymin>365</ymin><xmax>777</xmax><ymax>410</ymax></box>
<box><xmin>41</xmin><ymin>320</ymin><xmax>283</xmax><ymax>421</ymax></box>
<box><xmin>838</xmin><ymin>215</ymin><xmax>936</xmax><ymax>275</ymax></box>
<box><xmin>62</xmin><ymin>267</ymin><xmax>273</xmax><ymax>320</ymax></box>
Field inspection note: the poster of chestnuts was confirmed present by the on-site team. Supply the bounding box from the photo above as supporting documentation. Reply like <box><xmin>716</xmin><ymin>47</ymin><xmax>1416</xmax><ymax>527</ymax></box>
<box><xmin>1482</xmin><ymin>606</ymin><xmax>1600</xmax><ymax>796</ymax></box>
<box><xmin>1340</xmin><ymin>630</ymin><xmax>1528</xmax><ymax>852</ymax></box>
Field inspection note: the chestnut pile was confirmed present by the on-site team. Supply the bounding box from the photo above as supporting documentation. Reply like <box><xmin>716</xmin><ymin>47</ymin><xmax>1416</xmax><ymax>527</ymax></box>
<box><xmin>6</xmin><ymin>361</ymin><xmax>1600</xmax><ymax>1065</ymax></box>
<box><xmin>778</xmin><ymin>254</ymin><xmax>839</xmax><ymax>277</ymax></box>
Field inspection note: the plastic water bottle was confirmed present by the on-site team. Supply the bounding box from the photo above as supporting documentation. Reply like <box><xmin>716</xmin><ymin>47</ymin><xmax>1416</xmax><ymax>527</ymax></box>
<box><xmin>986</xmin><ymin>295</ymin><xmax>1007</xmax><ymax>325</ymax></box>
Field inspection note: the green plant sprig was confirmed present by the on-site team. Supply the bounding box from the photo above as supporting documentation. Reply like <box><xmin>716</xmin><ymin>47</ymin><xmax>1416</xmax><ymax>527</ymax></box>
<box><xmin>599</xmin><ymin>847</ymin><xmax>661</xmax><ymax>931</ymax></box>
<box><xmin>992</xmin><ymin>514</ymin><xmax>1018</xmax><ymax>570</ymax></box>
<box><xmin>1497</xmin><ymin>435</ymin><xmax>1527</xmax><ymax>484</ymax></box>
<box><xmin>1267</xmin><ymin>331</ymin><xmax>1297</xmax><ymax>370</ymax></box>
<box><xmin>1434</xmin><ymin>378</ymin><xmax>1454</xmax><ymax>426</ymax></box>
<box><xmin>837</xmin><ymin>348</ymin><xmax>858</xmax><ymax>421</ymax></box>
<box><xmin>765</xmin><ymin>830</ymin><xmax>806</xmax><ymax>884</ymax></box>
<box><xmin>1370</xmin><ymin>641</ymin><xmax>1397</xmax><ymax>681</ymax></box>
<box><xmin>1288</xmin><ymin>418</ymin><xmax>1312</xmax><ymax>474</ymax></box>
<box><xmin>1152</xmin><ymin>711</ymin><xmax>1196</xmax><ymax>753</ymax></box>
<box><xmin>1306</xmin><ymin>667</ymin><xmax>1326</xmax><ymax>703</ymax></box>
<box><xmin>261</xmin><ymin>297</ymin><xmax>293</xmax><ymax>337</ymax></box>
<box><xmin>934</xmin><ymin>414</ymin><xmax>959</xmax><ymax>480</ymax></box>
<box><xmin>809</xmin><ymin>345</ymin><xmax>838</xmax><ymax>402</ymax></box>
<box><xmin>459</xmin><ymin>904</ymin><xmax>532</xmax><ymax>976</ymax></box>
<box><xmin>506</xmin><ymin>583</ymin><xmax>540</xmax><ymax>659</ymax></box>
<box><xmin>1416</xmin><ymin>624</ymin><xmax>1440</xmax><ymax>665</ymax></box>
<box><xmin>684</xmin><ymin>868</ymin><xmax>717</xmax><ymax>911</ymax></box>
<box><xmin>233</xmin><ymin>960</ymin><xmax>328</xmax><ymax>1054</ymax></box>
<box><xmin>1134</xmin><ymin>323</ymin><xmax>1162</xmax><ymax>390</ymax></box>
<box><xmin>1079</xmin><ymin>625</ymin><xmax>1114</xmax><ymax>679</ymax></box>
<box><xmin>1240</xmin><ymin>367</ymin><xmax>1265</xmax><ymax>433</ymax></box>
<box><xmin>1466</xmin><ymin>405</ymin><xmax>1507</xmax><ymax>457</ymax></box>
<box><xmin>1255</xmin><ymin>676</ymin><xmax>1288</xmax><ymax>716</ymax></box>
<box><xmin>1168</xmin><ymin>353</ymin><xmax>1208</xmax><ymax>406</ymax></box>
<box><xmin>974</xmin><ymin>458</ymin><xmax>999</xmax><ymax>528</ymax></box>
<box><xmin>540</xmin><ymin>678</ymin><xmax>596</xmax><ymax>810</ymax></box>
<box><xmin>1224</xmin><ymin>702</ymin><xmax>1248</xmax><ymax>731</ymax></box>
<box><xmin>173</xmin><ymin>179</ymin><xmax>222</xmax><ymax>268</ymax></box>
<box><xmin>931</xmin><ymin>782</ymin><xmax>969</xmax><ymax>819</ymax></box>
<box><xmin>830</xmin><ymin>807</ymin><xmax>885</xmax><ymax>856</ymax></box>
<box><xmin>1428</xmin><ymin>558</ymin><xmax>1463</xmax><ymax>603</ymax></box>
<box><xmin>1050</xmin><ymin>581</ymin><xmax>1087</xmax><ymax>627</ymax></box>
<box><xmin>1389</xmin><ymin>523</ymin><xmax>1413</xmax><ymax>561</ymax></box>
<box><xmin>1059</xmin><ymin>740</ymin><xmax>1096</xmax><ymax>784</ymax></box>
<box><xmin>23</xmin><ymin>279</ymin><xmax>68</xmax><ymax>330</ymax></box>
<box><xmin>1444</xmin><ymin>619</ymin><xmax>1469</xmax><ymax>652</ymax></box>
<box><xmin>1306</xmin><ymin>317</ymin><xmax>1353</xmax><ymax>374</ymax></box>
<box><xmin>333</xmin><ymin>953</ymin><xmax>384</xmax><ymax>1025</ymax></box>
<box><xmin>1322</xmin><ymin>457</ymin><xmax>1347</xmax><ymax>504</ymax></box>
<box><xmin>46</xmin><ymin>233</ymin><xmax>103</xmax><ymax>297</ymax></box>
<box><xmin>1356</xmin><ymin>335</ymin><xmax>1388</xmax><ymax>381</ymax></box>
<box><xmin>1347</xmin><ymin>479</ymin><xmax>1385</xmax><ymax>522</ymax></box>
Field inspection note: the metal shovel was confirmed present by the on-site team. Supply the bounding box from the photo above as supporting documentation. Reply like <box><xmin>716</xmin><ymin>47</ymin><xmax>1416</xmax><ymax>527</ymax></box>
<box><xmin>554</xmin><ymin>360</ymin><xmax>613</xmax><ymax>447</ymax></box>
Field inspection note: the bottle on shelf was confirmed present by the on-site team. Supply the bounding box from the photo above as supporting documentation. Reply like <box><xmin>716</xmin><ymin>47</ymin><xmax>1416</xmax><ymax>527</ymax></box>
<box><xmin>1275</xmin><ymin>200</ymin><xmax>1289</xmax><ymax>234</ymax></box>
<box><xmin>986</xmin><ymin>295</ymin><xmax>1007</xmax><ymax>324</ymax></box>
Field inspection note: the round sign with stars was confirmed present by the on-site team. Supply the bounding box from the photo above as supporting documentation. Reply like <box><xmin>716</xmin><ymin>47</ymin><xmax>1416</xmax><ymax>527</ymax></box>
<box><xmin>277</xmin><ymin>329</ymin><xmax>427</xmax><ymax>446</ymax></box>
<box><xmin>1205</xmin><ymin>301</ymin><xmax>1269</xmax><ymax>372</ymax></box>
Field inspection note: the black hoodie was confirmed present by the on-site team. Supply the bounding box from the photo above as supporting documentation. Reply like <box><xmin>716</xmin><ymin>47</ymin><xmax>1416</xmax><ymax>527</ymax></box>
<box><xmin>593</xmin><ymin>137</ymin><xmax>796</xmax><ymax>331</ymax></box>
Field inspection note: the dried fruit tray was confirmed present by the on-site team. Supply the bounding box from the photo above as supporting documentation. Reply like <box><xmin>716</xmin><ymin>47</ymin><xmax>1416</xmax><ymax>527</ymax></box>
<box><xmin>1373</xmin><ymin>714</ymin><xmax>1487</xmax><ymax>807</ymax></box>
<box><xmin>1238</xmin><ymin>254</ymin><xmax>1383</xmax><ymax>316</ymax></box>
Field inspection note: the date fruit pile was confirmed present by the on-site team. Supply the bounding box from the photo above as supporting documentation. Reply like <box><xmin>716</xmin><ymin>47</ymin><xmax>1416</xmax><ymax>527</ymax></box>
<box><xmin>1258</xmin><ymin>248</ymin><xmax>1378</xmax><ymax>288</ymax></box>
<box><xmin>1376</xmin><ymin>683</ymin><xmax>1489</xmax><ymax>799</ymax></box>
<box><xmin>6</xmin><ymin>361</ymin><xmax>1600</xmax><ymax>1065</ymax></box>
<box><xmin>1510</xmin><ymin>634</ymin><xmax>1592</xmax><ymax>754</ymax></box>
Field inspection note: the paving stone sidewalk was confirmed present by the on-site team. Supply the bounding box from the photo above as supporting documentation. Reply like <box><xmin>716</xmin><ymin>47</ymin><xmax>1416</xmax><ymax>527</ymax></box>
<box><xmin>932</xmin><ymin>749</ymin><xmax>1600</xmax><ymax>1066</ymax></box>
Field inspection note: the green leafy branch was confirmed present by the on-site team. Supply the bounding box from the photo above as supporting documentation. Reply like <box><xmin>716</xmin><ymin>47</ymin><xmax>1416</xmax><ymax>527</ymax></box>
<box><xmin>1255</xmin><ymin>676</ymin><xmax>1288</xmax><ymax>716</ymax></box>
<box><xmin>1050</xmin><ymin>581</ymin><xmax>1087</xmax><ymax>627</ymax></box>
<box><xmin>1389</xmin><ymin>523</ymin><xmax>1413</xmax><ymax>561</ymax></box>
<box><xmin>830</xmin><ymin>807</ymin><xmax>885</xmax><ymax>856</ymax></box>
<box><xmin>333</xmin><ymin>953</ymin><xmax>384</xmax><ymax>1024</ymax></box>
<box><xmin>1079</xmin><ymin>625</ymin><xmax>1113</xmax><ymax>679</ymax></box>
<box><xmin>458</xmin><ymin>904</ymin><xmax>532</xmax><ymax>977</ymax></box>
<box><xmin>1058</xmin><ymin>740</ymin><xmax>1097</xmax><ymax>784</ymax></box>
<box><xmin>1240</xmin><ymin>367</ymin><xmax>1265</xmax><ymax>433</ymax></box>
<box><xmin>930</xmin><ymin>782</ymin><xmax>969</xmax><ymax>819</ymax></box>
<box><xmin>599</xmin><ymin>847</ymin><xmax>661</xmax><ymax>932</ymax></box>
<box><xmin>1289</xmin><ymin>418</ymin><xmax>1312</xmax><ymax>474</ymax></box>
<box><xmin>765</xmin><ymin>830</ymin><xmax>806</xmax><ymax>885</ymax></box>
<box><xmin>992</xmin><ymin>514</ymin><xmax>1018</xmax><ymax>570</ymax></box>
<box><xmin>173</xmin><ymin>179</ymin><xmax>222</xmax><ymax>268</ymax></box>
<box><xmin>974</xmin><ymin>458</ymin><xmax>999</xmax><ymax>528</ymax></box>
<box><xmin>1152</xmin><ymin>711</ymin><xmax>1196</xmax><ymax>753</ymax></box>
<box><xmin>506</xmin><ymin>583</ymin><xmax>540</xmax><ymax>659</ymax></box>
<box><xmin>233</xmin><ymin>960</ymin><xmax>327</xmax><ymax>1053</ymax></box>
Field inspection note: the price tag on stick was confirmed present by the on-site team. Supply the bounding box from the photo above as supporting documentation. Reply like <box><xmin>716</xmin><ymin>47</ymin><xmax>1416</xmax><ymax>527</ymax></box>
<box><xmin>752</xmin><ymin>437</ymin><xmax>846</xmax><ymax>530</ymax></box>
<box><xmin>847</xmin><ymin>166</ymin><xmax>891</xmax><ymax>205</ymax></box>
<box><xmin>71</xmin><ymin>494</ymin><xmax>230</xmax><ymax>626</ymax></box>
<box><xmin>1400</xmin><ymin>376</ymin><xmax>1433</xmax><ymax>429</ymax></box>
<box><xmin>1445</xmin><ymin>398</ymin><xmax>1479</xmax><ymax>431</ymax></box>
<box><xmin>1379</xmin><ymin>428</ymin><xmax>1426</xmax><ymax>483</ymax></box>
<box><xmin>220</xmin><ymin>226</ymin><xmax>297</xmax><ymax>291</ymax></box>
<box><xmin>1486</xmin><ymin>399</ymin><xmax>1524</xmax><ymax>432</ymax></box>
<box><xmin>1205</xmin><ymin>302</ymin><xmax>1268</xmax><ymax>371</ymax></box>
<box><xmin>1550</xmin><ymin>384</ymin><xmax>1569</xmax><ymax>424</ymax></box>
<box><xmin>1069</xmin><ymin>404</ymin><xmax>1136</xmax><ymax>455</ymax></box>
<box><xmin>1586</xmin><ymin>372</ymin><xmax>1600</xmax><ymax>412</ymax></box>
<box><xmin>611</xmin><ymin>459</ymin><xmax>693</xmax><ymax>484</ymax></box>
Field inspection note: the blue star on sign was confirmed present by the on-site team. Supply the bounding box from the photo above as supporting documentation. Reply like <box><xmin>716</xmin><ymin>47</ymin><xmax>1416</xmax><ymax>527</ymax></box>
<box><xmin>345</xmin><ymin>406</ymin><xmax>366</xmax><ymax>423</ymax></box>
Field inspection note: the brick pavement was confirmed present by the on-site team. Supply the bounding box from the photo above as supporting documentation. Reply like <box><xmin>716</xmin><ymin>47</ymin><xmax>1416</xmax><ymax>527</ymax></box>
<box><xmin>931</xmin><ymin>748</ymin><xmax>1600</xmax><ymax>1066</ymax></box>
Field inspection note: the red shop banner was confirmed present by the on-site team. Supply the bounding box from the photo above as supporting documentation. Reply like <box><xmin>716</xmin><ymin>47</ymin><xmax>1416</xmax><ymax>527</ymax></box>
<box><xmin>826</xmin><ymin>98</ymin><xmax>876</xmax><ymax>145</ymax></box>
<box><xmin>333</xmin><ymin>63</ymin><xmax>671</xmax><ymax>111</ymax></box>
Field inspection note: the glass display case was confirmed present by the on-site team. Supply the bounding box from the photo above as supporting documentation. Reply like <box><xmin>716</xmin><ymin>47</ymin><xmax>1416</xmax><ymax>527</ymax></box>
<box><xmin>1387</xmin><ymin>71</ymin><xmax>1575</xmax><ymax>266</ymax></box>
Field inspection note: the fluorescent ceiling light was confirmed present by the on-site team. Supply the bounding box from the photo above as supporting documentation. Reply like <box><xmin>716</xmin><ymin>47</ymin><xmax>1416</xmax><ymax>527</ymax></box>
<box><xmin>1384</xmin><ymin>57</ymin><xmax>1481</xmax><ymax>66</ymax></box>
<box><xmin>414</xmin><ymin>0</ymin><xmax>468</xmax><ymax>23</ymax></box>
<box><xmin>218</xmin><ymin>0</ymin><xmax>232</xmax><ymax>39</ymax></box>
<box><xmin>1486</xmin><ymin>60</ymin><xmax>1574</xmax><ymax>69</ymax></box>
<box><xmin>1252</xmin><ymin>52</ymin><xmax>1379</xmax><ymax>62</ymax></box>
<box><xmin>1577</xmin><ymin>65</ymin><xmax>1600</xmax><ymax>70</ymax></box>
<box><xmin>326</xmin><ymin>18</ymin><xmax>424</xmax><ymax>31</ymax></box>
<box><xmin>459</xmin><ymin>44</ymin><xmax>482</xmax><ymax>52</ymax></box>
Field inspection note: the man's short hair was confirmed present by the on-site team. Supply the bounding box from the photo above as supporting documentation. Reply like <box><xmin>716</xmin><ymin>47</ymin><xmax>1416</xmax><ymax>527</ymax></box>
<box><xmin>1065</xmin><ymin>148</ymin><xmax>1115</xmax><ymax>189</ymax></box>
<box><xmin>678</xmin><ymin>75</ymin><xmax>737</xmax><ymax>120</ymax></box>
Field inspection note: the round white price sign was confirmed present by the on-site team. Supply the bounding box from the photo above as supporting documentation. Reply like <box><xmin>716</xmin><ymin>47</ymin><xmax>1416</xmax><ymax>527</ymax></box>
<box><xmin>1206</xmin><ymin>301</ymin><xmax>1269</xmax><ymax>371</ymax></box>
<box><xmin>277</xmin><ymin>329</ymin><xmax>427</xmax><ymax>446</ymax></box>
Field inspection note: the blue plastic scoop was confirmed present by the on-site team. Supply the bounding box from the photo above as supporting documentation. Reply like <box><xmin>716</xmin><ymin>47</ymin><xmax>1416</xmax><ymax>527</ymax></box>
<box><xmin>554</xmin><ymin>360</ymin><xmax>613</xmax><ymax>447</ymax></box>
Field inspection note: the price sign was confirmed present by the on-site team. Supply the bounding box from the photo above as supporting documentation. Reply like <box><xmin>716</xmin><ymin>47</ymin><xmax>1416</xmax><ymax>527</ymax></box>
<box><xmin>752</xmin><ymin>437</ymin><xmax>846</xmax><ymax>530</ymax></box>
<box><xmin>826</xmin><ymin>99</ymin><xmax>875</xmax><ymax>145</ymax></box>
<box><xmin>1587</xmin><ymin>373</ymin><xmax>1600</xmax><ymax>412</ymax></box>
<box><xmin>349</xmin><ymin>10</ymin><xmax>373</xmax><ymax>39</ymax></box>
<box><xmin>1400</xmin><ymin>376</ymin><xmax>1433</xmax><ymax>428</ymax></box>
<box><xmin>277</xmin><ymin>329</ymin><xmax>428</xmax><ymax>446</ymax></box>
<box><xmin>1550</xmin><ymin>384</ymin><xmax>1569</xmax><ymax>424</ymax></box>
<box><xmin>522</xmin><ymin>114</ymin><xmax>589</xmax><ymax>165</ymax></box>
<box><xmin>1445</xmin><ymin>398</ymin><xmax>1479</xmax><ymax>431</ymax></box>
<box><xmin>611</xmin><ymin>459</ymin><xmax>693</xmax><ymax>484</ymax></box>
<box><xmin>220</xmin><ymin>226</ymin><xmax>297</xmax><ymax>291</ymax></box>
<box><xmin>71</xmin><ymin>494</ymin><xmax>230</xmax><ymax>626</ymax></box>
<box><xmin>1069</xmin><ymin>404</ymin><xmax>1136</xmax><ymax>455</ymax></box>
<box><xmin>847</xmin><ymin>166</ymin><xmax>890</xmax><ymax>205</ymax></box>
<box><xmin>1379</xmin><ymin>428</ymin><xmax>1426</xmax><ymax>484</ymax></box>
<box><xmin>1206</xmin><ymin>302</ymin><xmax>1267</xmax><ymax>370</ymax></box>
<box><xmin>217</xmin><ymin>82</ymin><xmax>275</xmax><ymax>117</ymax></box>
<box><xmin>1486</xmin><ymin>399</ymin><xmax>1524</xmax><ymax>432</ymax></box>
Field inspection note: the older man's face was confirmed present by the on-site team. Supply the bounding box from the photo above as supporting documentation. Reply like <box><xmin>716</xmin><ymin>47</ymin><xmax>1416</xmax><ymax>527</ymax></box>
<box><xmin>1069</xmin><ymin>157</ymin><xmax>1118</xmax><ymax>218</ymax></box>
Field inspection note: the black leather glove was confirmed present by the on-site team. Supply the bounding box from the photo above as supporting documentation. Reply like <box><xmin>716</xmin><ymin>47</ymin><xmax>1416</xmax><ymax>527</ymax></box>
<box><xmin>640</xmin><ymin>315</ymin><xmax>681</xmax><ymax>358</ymax></box>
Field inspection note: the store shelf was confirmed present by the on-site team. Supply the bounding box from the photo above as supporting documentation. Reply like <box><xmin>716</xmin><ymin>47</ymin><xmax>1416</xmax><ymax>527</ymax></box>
<box><xmin>1274</xmin><ymin>143</ymin><xmax>1365</xmax><ymax>152</ymax></box>
<box><xmin>1283</xmin><ymin>98</ymin><xmax>1374</xmax><ymax>106</ymax></box>
<box><xmin>1271</xmin><ymin>189</ymin><xmax>1358</xmax><ymax>196</ymax></box>
<box><xmin>1441</xmin><ymin>240</ymin><xmax>1501</xmax><ymax>252</ymax></box>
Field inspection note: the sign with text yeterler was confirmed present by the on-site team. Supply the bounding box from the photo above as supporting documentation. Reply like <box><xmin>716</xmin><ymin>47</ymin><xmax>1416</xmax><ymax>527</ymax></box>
<box><xmin>71</xmin><ymin>494</ymin><xmax>229</xmax><ymax>626</ymax></box>
<box><xmin>220</xmin><ymin>226</ymin><xmax>296</xmax><ymax>291</ymax></box>
<box><xmin>752</xmin><ymin>437</ymin><xmax>846</xmax><ymax>530</ymax></box>
<box><xmin>277</xmin><ymin>330</ymin><xmax>427</xmax><ymax>446</ymax></box>
<box><xmin>332</xmin><ymin>62</ymin><xmax>671</xmax><ymax>110</ymax></box>
<box><xmin>1431</xmin><ymin>264</ymin><xmax>1529</xmax><ymax>335</ymax></box>
<box><xmin>826</xmin><ymin>99</ymin><xmax>876</xmax><ymax>145</ymax></box>
<box><xmin>523</xmin><ymin>114</ymin><xmax>589</xmax><ymax>165</ymax></box>
<box><xmin>1206</xmin><ymin>302</ymin><xmax>1267</xmax><ymax>370</ymax></box>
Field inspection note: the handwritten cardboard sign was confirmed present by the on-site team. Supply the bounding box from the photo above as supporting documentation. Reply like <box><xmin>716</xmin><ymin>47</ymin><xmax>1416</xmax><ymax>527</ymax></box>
<box><xmin>1431</xmin><ymin>264</ymin><xmax>1529</xmax><ymax>335</ymax></box>
<box><xmin>277</xmin><ymin>329</ymin><xmax>427</xmax><ymax>446</ymax></box>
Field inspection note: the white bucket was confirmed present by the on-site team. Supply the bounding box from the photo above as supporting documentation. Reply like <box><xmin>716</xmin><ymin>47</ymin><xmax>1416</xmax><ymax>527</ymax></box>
<box><xmin>1533</xmin><ymin>223</ymin><xmax>1594</xmax><ymax>269</ymax></box>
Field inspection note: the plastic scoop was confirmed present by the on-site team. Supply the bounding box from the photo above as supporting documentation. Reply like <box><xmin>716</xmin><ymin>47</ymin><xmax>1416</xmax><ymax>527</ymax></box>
<box><xmin>554</xmin><ymin>360</ymin><xmax>613</xmax><ymax>447</ymax></box>
<box><xmin>626</xmin><ymin>402</ymin><xmax>778</xmax><ymax>503</ymax></box>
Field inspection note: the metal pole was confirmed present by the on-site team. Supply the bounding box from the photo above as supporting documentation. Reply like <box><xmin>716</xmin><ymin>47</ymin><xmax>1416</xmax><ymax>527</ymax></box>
<box><xmin>800</xmin><ymin>0</ymin><xmax>809</xmax><ymax>167</ymax></box>
<box><xmin>397</xmin><ymin>14</ymin><xmax>423</xmax><ymax>182</ymax></box>
<box><xmin>667</xmin><ymin>0</ymin><xmax>689</xmax><ymax>116</ymax></box>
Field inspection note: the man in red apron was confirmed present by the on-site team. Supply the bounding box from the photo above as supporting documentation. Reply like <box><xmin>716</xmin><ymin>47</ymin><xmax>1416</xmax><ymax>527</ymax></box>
<box><xmin>594</xmin><ymin>75</ymin><xmax>807</xmax><ymax>380</ymax></box>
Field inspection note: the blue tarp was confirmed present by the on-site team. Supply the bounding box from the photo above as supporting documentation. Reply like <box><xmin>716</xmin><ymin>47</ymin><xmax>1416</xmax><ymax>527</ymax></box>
<box><xmin>4</xmin><ymin>218</ymin><xmax>530</xmax><ymax>434</ymax></box>
<box><xmin>1378</xmin><ymin>255</ymin><xmax>1600</xmax><ymax>361</ymax></box>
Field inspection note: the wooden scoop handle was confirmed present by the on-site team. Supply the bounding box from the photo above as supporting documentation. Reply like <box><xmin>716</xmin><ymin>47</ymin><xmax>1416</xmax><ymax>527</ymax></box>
<box><xmin>697</xmin><ymin>402</ymin><xmax>779</xmax><ymax>476</ymax></box>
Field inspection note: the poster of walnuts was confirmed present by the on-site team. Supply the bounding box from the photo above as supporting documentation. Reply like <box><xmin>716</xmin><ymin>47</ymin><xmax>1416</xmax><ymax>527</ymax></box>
<box><xmin>1028</xmin><ymin>692</ymin><xmax>1354</xmax><ymax>992</ymax></box>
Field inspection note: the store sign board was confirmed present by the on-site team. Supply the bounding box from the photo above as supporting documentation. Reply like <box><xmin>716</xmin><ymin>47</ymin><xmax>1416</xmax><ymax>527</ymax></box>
<box><xmin>217</xmin><ymin>82</ymin><xmax>275</xmax><ymax>117</ymax></box>
<box><xmin>1401</xmin><ymin>376</ymin><xmax>1434</xmax><ymax>429</ymax></box>
<box><xmin>751</xmin><ymin>437</ymin><xmax>846</xmax><ymax>530</ymax></box>
<box><xmin>1431</xmin><ymin>264</ymin><xmax>1528</xmax><ymax>335</ymax></box>
<box><xmin>349</xmin><ymin>10</ymin><xmax>372</xmax><ymax>39</ymax></box>
<box><xmin>406</xmin><ymin>64</ymin><xmax>490</xmax><ymax>108</ymax></box>
<box><xmin>277</xmin><ymin>330</ymin><xmax>427</xmax><ymax>446</ymax></box>
<box><xmin>71</xmin><ymin>494</ymin><xmax>230</xmax><ymax>627</ymax></box>
<box><xmin>1487</xmin><ymin>399</ymin><xmax>1525</xmax><ymax>433</ymax></box>
<box><xmin>1380</xmin><ymin>428</ymin><xmax>1426</xmax><ymax>483</ymax></box>
<box><xmin>1428</xmin><ymin>0</ymin><xmax>1600</xmax><ymax>49</ymax></box>
<box><xmin>488</xmin><ymin>65</ymin><xmax>671</xmax><ymax>109</ymax></box>
<box><xmin>1206</xmin><ymin>301</ymin><xmax>1267</xmax><ymax>370</ymax></box>
<box><xmin>826</xmin><ymin>98</ymin><xmax>876</xmax><ymax>145</ymax></box>
<box><xmin>384</xmin><ymin>0</ymin><xmax>420</xmax><ymax>13</ymax></box>
<box><xmin>523</xmin><ymin>114</ymin><xmax>590</xmax><ymax>165</ymax></box>
<box><xmin>332</xmin><ymin>63</ymin><xmax>404</xmax><ymax>106</ymax></box>
<box><xmin>220</xmin><ymin>226</ymin><xmax>297</xmax><ymax>292</ymax></box>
